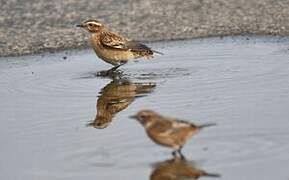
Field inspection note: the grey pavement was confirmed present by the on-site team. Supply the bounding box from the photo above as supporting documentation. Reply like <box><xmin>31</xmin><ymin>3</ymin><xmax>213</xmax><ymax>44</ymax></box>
<box><xmin>1</xmin><ymin>0</ymin><xmax>289</xmax><ymax>56</ymax></box>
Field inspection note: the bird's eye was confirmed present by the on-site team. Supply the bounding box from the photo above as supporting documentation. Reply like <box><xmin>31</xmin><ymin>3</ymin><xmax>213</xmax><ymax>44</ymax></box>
<box><xmin>88</xmin><ymin>24</ymin><xmax>92</xmax><ymax>27</ymax></box>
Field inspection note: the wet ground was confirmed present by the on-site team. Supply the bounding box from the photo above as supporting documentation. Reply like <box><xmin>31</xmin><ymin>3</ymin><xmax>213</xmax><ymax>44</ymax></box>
<box><xmin>1</xmin><ymin>36</ymin><xmax>289</xmax><ymax>180</ymax></box>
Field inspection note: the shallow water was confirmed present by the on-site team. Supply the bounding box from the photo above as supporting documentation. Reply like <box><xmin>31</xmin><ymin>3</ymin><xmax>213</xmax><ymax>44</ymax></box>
<box><xmin>1</xmin><ymin>36</ymin><xmax>289</xmax><ymax>180</ymax></box>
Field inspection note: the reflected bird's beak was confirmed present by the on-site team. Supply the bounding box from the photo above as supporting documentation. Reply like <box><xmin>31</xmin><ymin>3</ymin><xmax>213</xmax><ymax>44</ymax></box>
<box><xmin>129</xmin><ymin>115</ymin><xmax>137</xmax><ymax>119</ymax></box>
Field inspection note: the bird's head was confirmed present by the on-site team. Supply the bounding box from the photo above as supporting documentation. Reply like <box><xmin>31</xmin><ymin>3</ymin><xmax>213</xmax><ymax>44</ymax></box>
<box><xmin>130</xmin><ymin>110</ymin><xmax>159</xmax><ymax>128</ymax></box>
<box><xmin>76</xmin><ymin>19</ymin><xmax>104</xmax><ymax>33</ymax></box>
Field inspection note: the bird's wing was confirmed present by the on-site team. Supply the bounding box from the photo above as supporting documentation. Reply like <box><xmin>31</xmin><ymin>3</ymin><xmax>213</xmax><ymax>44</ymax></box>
<box><xmin>150</xmin><ymin>120</ymin><xmax>174</xmax><ymax>134</ymax></box>
<box><xmin>100</xmin><ymin>31</ymin><xmax>155</xmax><ymax>53</ymax></box>
<box><xmin>100</xmin><ymin>31</ymin><xmax>128</xmax><ymax>50</ymax></box>
<box><xmin>174</xmin><ymin>119</ymin><xmax>197</xmax><ymax>128</ymax></box>
<box><xmin>156</xmin><ymin>119</ymin><xmax>194</xmax><ymax>137</ymax></box>
<box><xmin>125</xmin><ymin>41</ymin><xmax>153</xmax><ymax>52</ymax></box>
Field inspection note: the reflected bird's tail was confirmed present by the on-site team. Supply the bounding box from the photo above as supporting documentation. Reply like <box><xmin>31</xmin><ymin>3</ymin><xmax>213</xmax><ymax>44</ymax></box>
<box><xmin>198</xmin><ymin>123</ymin><xmax>217</xmax><ymax>129</ymax></box>
<box><xmin>203</xmin><ymin>172</ymin><xmax>221</xmax><ymax>178</ymax></box>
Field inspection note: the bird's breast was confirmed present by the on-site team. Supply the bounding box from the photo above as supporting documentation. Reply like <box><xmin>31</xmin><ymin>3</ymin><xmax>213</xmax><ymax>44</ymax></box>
<box><xmin>90</xmin><ymin>35</ymin><xmax>134</xmax><ymax>65</ymax></box>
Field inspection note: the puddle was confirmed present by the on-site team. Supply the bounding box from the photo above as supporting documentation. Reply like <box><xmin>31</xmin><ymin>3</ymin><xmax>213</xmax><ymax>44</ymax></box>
<box><xmin>1</xmin><ymin>36</ymin><xmax>289</xmax><ymax>180</ymax></box>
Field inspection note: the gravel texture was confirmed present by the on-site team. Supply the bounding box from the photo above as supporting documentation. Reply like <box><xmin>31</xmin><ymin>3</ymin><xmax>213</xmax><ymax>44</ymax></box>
<box><xmin>1</xmin><ymin>0</ymin><xmax>289</xmax><ymax>56</ymax></box>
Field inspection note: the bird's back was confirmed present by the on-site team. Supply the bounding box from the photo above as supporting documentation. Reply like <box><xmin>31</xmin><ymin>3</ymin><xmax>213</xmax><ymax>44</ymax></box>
<box><xmin>146</xmin><ymin>117</ymin><xmax>198</xmax><ymax>148</ymax></box>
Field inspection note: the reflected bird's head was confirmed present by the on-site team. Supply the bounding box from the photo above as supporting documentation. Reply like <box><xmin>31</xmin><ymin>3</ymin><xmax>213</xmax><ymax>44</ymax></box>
<box><xmin>76</xmin><ymin>19</ymin><xmax>105</xmax><ymax>33</ymax></box>
<box><xmin>87</xmin><ymin>116</ymin><xmax>111</xmax><ymax>129</ymax></box>
<box><xmin>130</xmin><ymin>110</ymin><xmax>160</xmax><ymax>127</ymax></box>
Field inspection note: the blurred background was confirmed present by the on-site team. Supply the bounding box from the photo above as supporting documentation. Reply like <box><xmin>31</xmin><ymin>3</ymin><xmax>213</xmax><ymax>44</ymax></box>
<box><xmin>1</xmin><ymin>0</ymin><xmax>289</xmax><ymax>56</ymax></box>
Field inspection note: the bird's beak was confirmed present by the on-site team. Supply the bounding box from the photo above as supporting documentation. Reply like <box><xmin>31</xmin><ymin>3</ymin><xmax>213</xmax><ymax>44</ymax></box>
<box><xmin>76</xmin><ymin>24</ymin><xmax>84</xmax><ymax>28</ymax></box>
<box><xmin>129</xmin><ymin>115</ymin><xmax>137</xmax><ymax>119</ymax></box>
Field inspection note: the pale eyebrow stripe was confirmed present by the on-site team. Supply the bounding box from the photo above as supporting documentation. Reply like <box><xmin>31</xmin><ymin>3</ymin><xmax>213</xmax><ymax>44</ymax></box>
<box><xmin>90</xmin><ymin>22</ymin><xmax>102</xmax><ymax>26</ymax></box>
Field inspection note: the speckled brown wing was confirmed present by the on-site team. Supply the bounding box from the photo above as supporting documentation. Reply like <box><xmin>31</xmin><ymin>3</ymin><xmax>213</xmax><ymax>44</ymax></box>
<box><xmin>100</xmin><ymin>31</ymin><xmax>128</xmax><ymax>50</ymax></box>
<box><xmin>126</xmin><ymin>41</ymin><xmax>154</xmax><ymax>57</ymax></box>
<box><xmin>100</xmin><ymin>31</ymin><xmax>154</xmax><ymax>57</ymax></box>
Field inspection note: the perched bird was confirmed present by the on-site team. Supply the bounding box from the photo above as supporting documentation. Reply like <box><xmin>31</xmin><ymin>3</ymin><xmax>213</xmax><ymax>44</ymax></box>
<box><xmin>76</xmin><ymin>19</ymin><xmax>162</xmax><ymax>75</ymax></box>
<box><xmin>150</xmin><ymin>157</ymin><xmax>220</xmax><ymax>180</ymax></box>
<box><xmin>130</xmin><ymin>110</ymin><xmax>216</xmax><ymax>157</ymax></box>
<box><xmin>88</xmin><ymin>79</ymin><xmax>156</xmax><ymax>129</ymax></box>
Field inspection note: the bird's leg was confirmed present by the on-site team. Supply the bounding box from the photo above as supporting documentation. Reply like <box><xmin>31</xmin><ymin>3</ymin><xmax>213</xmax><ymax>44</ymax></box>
<box><xmin>177</xmin><ymin>146</ymin><xmax>185</xmax><ymax>159</ymax></box>
<box><xmin>179</xmin><ymin>153</ymin><xmax>185</xmax><ymax>160</ymax></box>
<box><xmin>106</xmin><ymin>60</ymin><xmax>128</xmax><ymax>75</ymax></box>
<box><xmin>97</xmin><ymin>64</ymin><xmax>123</xmax><ymax>77</ymax></box>
<box><xmin>107</xmin><ymin>64</ymin><xmax>122</xmax><ymax>73</ymax></box>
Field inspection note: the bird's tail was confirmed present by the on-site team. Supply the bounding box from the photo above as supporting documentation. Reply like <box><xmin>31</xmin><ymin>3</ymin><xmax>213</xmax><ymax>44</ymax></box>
<box><xmin>198</xmin><ymin>123</ymin><xmax>217</xmax><ymax>129</ymax></box>
<box><xmin>152</xmin><ymin>50</ymin><xmax>164</xmax><ymax>55</ymax></box>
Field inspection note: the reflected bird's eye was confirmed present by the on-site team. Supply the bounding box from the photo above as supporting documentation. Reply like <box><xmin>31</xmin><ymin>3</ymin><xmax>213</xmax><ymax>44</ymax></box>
<box><xmin>97</xmin><ymin>122</ymin><xmax>102</xmax><ymax>126</ymax></box>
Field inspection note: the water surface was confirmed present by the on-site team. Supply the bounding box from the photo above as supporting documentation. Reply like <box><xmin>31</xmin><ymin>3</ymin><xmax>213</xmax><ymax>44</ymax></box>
<box><xmin>1</xmin><ymin>36</ymin><xmax>289</xmax><ymax>180</ymax></box>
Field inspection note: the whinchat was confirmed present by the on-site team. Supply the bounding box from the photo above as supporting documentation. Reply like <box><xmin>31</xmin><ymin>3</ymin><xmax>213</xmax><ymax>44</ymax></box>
<box><xmin>77</xmin><ymin>19</ymin><xmax>162</xmax><ymax>75</ymax></box>
<box><xmin>130</xmin><ymin>110</ymin><xmax>216</xmax><ymax>157</ymax></box>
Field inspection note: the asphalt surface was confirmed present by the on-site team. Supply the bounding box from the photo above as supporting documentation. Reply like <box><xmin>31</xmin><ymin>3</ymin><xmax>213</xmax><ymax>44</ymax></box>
<box><xmin>1</xmin><ymin>0</ymin><xmax>289</xmax><ymax>56</ymax></box>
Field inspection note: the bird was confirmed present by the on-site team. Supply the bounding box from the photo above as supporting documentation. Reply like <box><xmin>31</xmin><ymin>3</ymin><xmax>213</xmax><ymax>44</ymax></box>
<box><xmin>150</xmin><ymin>157</ymin><xmax>220</xmax><ymax>180</ymax></box>
<box><xmin>76</xmin><ymin>19</ymin><xmax>162</xmax><ymax>75</ymax></box>
<box><xmin>130</xmin><ymin>110</ymin><xmax>216</xmax><ymax>157</ymax></box>
<box><xmin>87</xmin><ymin>79</ymin><xmax>156</xmax><ymax>129</ymax></box>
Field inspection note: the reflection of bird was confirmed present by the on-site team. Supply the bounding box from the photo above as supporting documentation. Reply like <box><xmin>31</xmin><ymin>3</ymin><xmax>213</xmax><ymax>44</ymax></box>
<box><xmin>88</xmin><ymin>80</ymin><xmax>156</xmax><ymax>129</ymax></box>
<box><xmin>151</xmin><ymin>157</ymin><xmax>220</xmax><ymax>180</ymax></box>
<box><xmin>130</xmin><ymin>110</ymin><xmax>216</xmax><ymax>157</ymax></box>
<box><xmin>76</xmin><ymin>19</ymin><xmax>162</xmax><ymax>75</ymax></box>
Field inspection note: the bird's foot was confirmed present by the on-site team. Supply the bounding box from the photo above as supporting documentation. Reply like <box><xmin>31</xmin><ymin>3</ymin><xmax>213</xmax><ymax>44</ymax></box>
<box><xmin>96</xmin><ymin>70</ymin><xmax>109</xmax><ymax>77</ymax></box>
<box><xmin>96</xmin><ymin>69</ymin><xmax>123</xmax><ymax>79</ymax></box>
<box><xmin>96</xmin><ymin>65</ymin><xmax>124</xmax><ymax>77</ymax></box>
<box><xmin>172</xmin><ymin>150</ymin><xmax>186</xmax><ymax>160</ymax></box>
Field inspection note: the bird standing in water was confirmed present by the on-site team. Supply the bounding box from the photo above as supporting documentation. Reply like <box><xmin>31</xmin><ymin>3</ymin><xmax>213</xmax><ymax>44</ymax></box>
<box><xmin>77</xmin><ymin>19</ymin><xmax>162</xmax><ymax>75</ymax></box>
<box><xmin>130</xmin><ymin>110</ymin><xmax>216</xmax><ymax>158</ymax></box>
